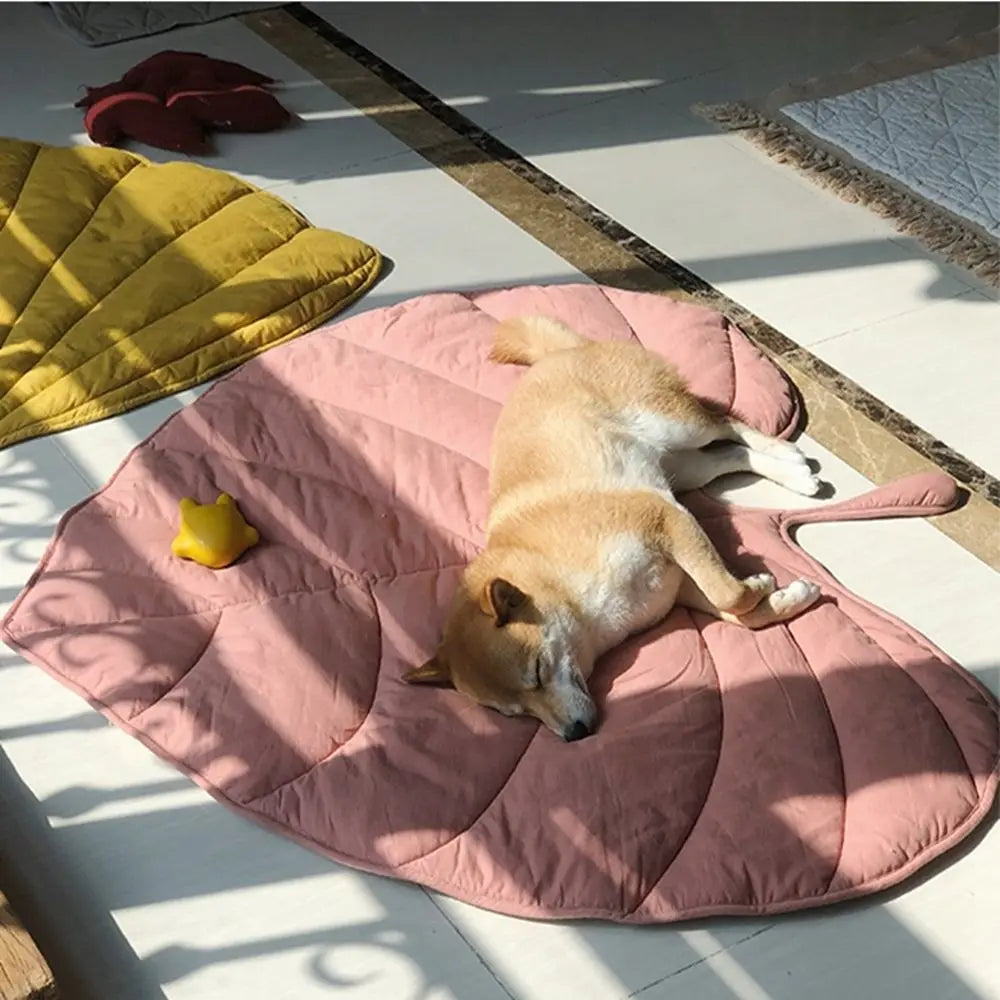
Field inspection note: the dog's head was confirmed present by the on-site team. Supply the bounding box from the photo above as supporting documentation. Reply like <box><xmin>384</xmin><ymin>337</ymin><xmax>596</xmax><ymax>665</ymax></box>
<box><xmin>405</xmin><ymin>558</ymin><xmax>597</xmax><ymax>741</ymax></box>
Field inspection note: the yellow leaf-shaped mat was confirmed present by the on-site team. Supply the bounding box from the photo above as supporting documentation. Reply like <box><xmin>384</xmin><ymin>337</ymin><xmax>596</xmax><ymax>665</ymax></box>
<box><xmin>0</xmin><ymin>137</ymin><xmax>382</xmax><ymax>449</ymax></box>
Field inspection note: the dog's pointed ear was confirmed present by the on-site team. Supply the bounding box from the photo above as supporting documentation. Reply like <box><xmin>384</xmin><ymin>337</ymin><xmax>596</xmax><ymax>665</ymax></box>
<box><xmin>482</xmin><ymin>577</ymin><xmax>528</xmax><ymax>627</ymax></box>
<box><xmin>403</xmin><ymin>655</ymin><xmax>452</xmax><ymax>686</ymax></box>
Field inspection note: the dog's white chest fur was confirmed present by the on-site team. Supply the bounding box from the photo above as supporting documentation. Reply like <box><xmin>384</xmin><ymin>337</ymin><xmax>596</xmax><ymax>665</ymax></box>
<box><xmin>574</xmin><ymin>533</ymin><xmax>682</xmax><ymax>655</ymax></box>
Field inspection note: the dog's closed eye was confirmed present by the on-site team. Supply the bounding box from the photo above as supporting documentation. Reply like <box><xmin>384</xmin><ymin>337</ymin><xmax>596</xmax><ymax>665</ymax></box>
<box><xmin>529</xmin><ymin>655</ymin><xmax>544</xmax><ymax>690</ymax></box>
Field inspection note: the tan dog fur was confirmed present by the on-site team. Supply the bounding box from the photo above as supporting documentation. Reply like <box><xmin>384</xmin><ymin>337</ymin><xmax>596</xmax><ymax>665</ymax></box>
<box><xmin>405</xmin><ymin>317</ymin><xmax>822</xmax><ymax>740</ymax></box>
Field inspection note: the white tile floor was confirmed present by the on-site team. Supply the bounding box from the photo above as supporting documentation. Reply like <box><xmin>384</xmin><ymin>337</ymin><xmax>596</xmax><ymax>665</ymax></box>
<box><xmin>0</xmin><ymin>5</ymin><xmax>998</xmax><ymax>1000</ymax></box>
<box><xmin>318</xmin><ymin>0</ymin><xmax>1000</xmax><ymax>478</ymax></box>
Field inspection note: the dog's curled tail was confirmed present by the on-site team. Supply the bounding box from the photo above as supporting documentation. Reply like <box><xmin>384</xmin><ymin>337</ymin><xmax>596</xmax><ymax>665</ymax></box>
<box><xmin>489</xmin><ymin>315</ymin><xmax>589</xmax><ymax>366</ymax></box>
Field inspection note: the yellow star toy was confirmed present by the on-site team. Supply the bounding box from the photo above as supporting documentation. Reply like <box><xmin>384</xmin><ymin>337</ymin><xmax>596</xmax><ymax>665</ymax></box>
<box><xmin>171</xmin><ymin>493</ymin><xmax>260</xmax><ymax>569</ymax></box>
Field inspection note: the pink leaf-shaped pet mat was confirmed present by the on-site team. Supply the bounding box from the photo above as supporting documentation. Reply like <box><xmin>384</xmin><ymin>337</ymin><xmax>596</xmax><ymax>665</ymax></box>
<box><xmin>4</xmin><ymin>285</ymin><xmax>996</xmax><ymax>923</ymax></box>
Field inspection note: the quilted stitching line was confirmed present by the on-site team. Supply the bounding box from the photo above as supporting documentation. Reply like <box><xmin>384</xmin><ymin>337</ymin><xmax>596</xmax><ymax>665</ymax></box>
<box><xmin>595</xmin><ymin>286</ymin><xmax>642</xmax><ymax>344</ymax></box>
<box><xmin>2</xmin><ymin>253</ymin><xmax>380</xmax><ymax>443</ymax></box>
<box><xmin>4</xmin><ymin>582</ymin><xmax>349</xmax><ymax>637</ymax></box>
<box><xmin>773</xmin><ymin>511</ymin><xmax>994</xmax><ymax>893</ymax></box>
<box><xmin>0</xmin><ymin>142</ymin><xmax>41</xmax><ymax>240</ymax></box>
<box><xmin>128</xmin><ymin>608</ymin><xmax>223</xmax><ymax>721</ymax></box>
<box><xmin>396</xmin><ymin>728</ymin><xmax>543</xmax><ymax>868</ymax></box>
<box><xmin>626</xmin><ymin>620</ymin><xmax>726</xmax><ymax>916</ymax></box>
<box><xmin>4</xmin><ymin>557</ymin><xmax>471</xmax><ymax>643</ymax></box>
<box><xmin>47</xmin><ymin>510</ymin><xmax>472</xmax><ymax>580</ymax></box>
<box><xmin>150</xmin><ymin>443</ymin><xmax>483</xmax><ymax>559</ymax></box>
<box><xmin>834</xmin><ymin>614</ymin><xmax>977</xmax><ymax>788</ymax></box>
<box><xmin>782</xmin><ymin>626</ymin><xmax>848</xmax><ymax>897</ymax></box>
<box><xmin>2</xmin><ymin>180</ymin><xmax>257</xmax><ymax>390</ymax></box>
<box><xmin>222</xmin><ymin>378</ymin><xmax>489</xmax><ymax>475</ymax></box>
<box><xmin>0</xmin><ymin>160</ymin><xmax>142</xmax><ymax>359</ymax></box>
<box><xmin>369</xmin><ymin>559</ymin><xmax>472</xmax><ymax>584</ymax></box>
<box><xmin>721</xmin><ymin>323</ymin><xmax>739</xmax><ymax>416</ymax></box>
<box><xmin>0</xmin><ymin>191</ymin><xmax>298</xmax><ymax>413</ymax></box>
<box><xmin>20</xmin><ymin>251</ymin><xmax>375</xmax><ymax>416</ymax></box>
<box><xmin>244</xmin><ymin>582</ymin><xmax>383</xmax><ymax>806</ymax></box>
<box><xmin>325</xmin><ymin>323</ymin><xmax>511</xmax><ymax>407</ymax></box>
<box><xmin>778</xmin><ymin>514</ymin><xmax>994</xmax><ymax>717</ymax></box>
<box><xmin>7</xmin><ymin>593</ymin><xmax>993</xmax><ymax>924</ymax></box>
<box><xmin>581</xmin><ymin>287</ymin><xmax>745</xmax><ymax>420</ymax></box>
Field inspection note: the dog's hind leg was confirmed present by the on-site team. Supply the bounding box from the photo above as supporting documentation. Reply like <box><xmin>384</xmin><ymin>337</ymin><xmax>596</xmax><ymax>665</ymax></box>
<box><xmin>717</xmin><ymin>419</ymin><xmax>811</xmax><ymax>465</ymax></box>
<box><xmin>668</xmin><ymin>441</ymin><xmax>822</xmax><ymax>496</ymax></box>
<box><xmin>610</xmin><ymin>348</ymin><xmax>823</xmax><ymax>495</ymax></box>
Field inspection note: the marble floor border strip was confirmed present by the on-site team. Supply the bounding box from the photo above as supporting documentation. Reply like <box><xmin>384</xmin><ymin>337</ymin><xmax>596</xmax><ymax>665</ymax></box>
<box><xmin>242</xmin><ymin>5</ymin><xmax>1000</xmax><ymax>570</ymax></box>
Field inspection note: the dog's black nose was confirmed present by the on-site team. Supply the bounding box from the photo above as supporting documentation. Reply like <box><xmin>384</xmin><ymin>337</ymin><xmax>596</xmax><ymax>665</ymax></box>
<box><xmin>563</xmin><ymin>720</ymin><xmax>592</xmax><ymax>742</ymax></box>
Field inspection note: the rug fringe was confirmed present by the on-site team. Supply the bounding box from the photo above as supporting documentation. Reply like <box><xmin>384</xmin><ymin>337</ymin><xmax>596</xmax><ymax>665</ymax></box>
<box><xmin>694</xmin><ymin>102</ymin><xmax>999</xmax><ymax>287</ymax></box>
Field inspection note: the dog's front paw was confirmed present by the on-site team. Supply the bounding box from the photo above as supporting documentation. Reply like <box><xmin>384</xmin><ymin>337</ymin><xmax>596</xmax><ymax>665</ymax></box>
<box><xmin>772</xmin><ymin>578</ymin><xmax>821</xmax><ymax>616</ymax></box>
<box><xmin>742</xmin><ymin>572</ymin><xmax>777</xmax><ymax>598</ymax></box>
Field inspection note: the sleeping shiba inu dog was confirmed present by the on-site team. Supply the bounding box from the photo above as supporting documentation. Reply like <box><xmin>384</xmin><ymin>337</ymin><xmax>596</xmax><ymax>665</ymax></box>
<box><xmin>405</xmin><ymin>317</ymin><xmax>822</xmax><ymax>740</ymax></box>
